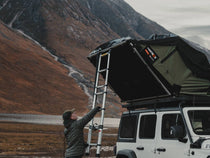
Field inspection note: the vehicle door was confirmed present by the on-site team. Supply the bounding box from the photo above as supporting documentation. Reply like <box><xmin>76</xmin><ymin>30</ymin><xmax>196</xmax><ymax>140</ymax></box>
<box><xmin>117</xmin><ymin>113</ymin><xmax>139</xmax><ymax>155</ymax></box>
<box><xmin>135</xmin><ymin>112</ymin><xmax>157</xmax><ymax>158</ymax></box>
<box><xmin>155</xmin><ymin>111</ymin><xmax>190</xmax><ymax>158</ymax></box>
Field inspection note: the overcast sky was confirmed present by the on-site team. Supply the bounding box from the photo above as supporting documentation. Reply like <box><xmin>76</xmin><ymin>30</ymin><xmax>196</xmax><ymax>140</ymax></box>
<box><xmin>124</xmin><ymin>0</ymin><xmax>210</xmax><ymax>49</ymax></box>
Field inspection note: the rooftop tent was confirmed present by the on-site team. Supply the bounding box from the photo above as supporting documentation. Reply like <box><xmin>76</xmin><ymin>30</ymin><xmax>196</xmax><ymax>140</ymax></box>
<box><xmin>88</xmin><ymin>36</ymin><xmax>210</xmax><ymax>103</ymax></box>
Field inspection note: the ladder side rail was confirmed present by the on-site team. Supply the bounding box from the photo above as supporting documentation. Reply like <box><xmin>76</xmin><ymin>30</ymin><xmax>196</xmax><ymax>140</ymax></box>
<box><xmin>96</xmin><ymin>52</ymin><xmax>111</xmax><ymax>156</ymax></box>
<box><xmin>92</xmin><ymin>54</ymin><xmax>103</xmax><ymax>107</ymax></box>
<box><xmin>86</xmin><ymin>54</ymin><xmax>102</xmax><ymax>154</ymax></box>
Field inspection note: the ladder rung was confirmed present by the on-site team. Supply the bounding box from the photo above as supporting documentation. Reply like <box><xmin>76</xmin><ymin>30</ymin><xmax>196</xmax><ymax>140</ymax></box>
<box><xmin>96</xmin><ymin>85</ymin><xmax>106</xmax><ymax>89</ymax></box>
<box><xmin>89</xmin><ymin>143</ymin><xmax>97</xmax><ymax>146</ymax></box>
<box><xmin>95</xmin><ymin>91</ymin><xmax>106</xmax><ymax>95</ymax></box>
<box><xmin>98</xmin><ymin>68</ymin><xmax>108</xmax><ymax>73</ymax></box>
<box><xmin>101</xmin><ymin>52</ymin><xmax>109</xmax><ymax>57</ymax></box>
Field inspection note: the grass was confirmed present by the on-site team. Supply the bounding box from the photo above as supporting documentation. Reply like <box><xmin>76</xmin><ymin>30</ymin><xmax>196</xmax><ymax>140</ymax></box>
<box><xmin>0</xmin><ymin>122</ymin><xmax>118</xmax><ymax>157</ymax></box>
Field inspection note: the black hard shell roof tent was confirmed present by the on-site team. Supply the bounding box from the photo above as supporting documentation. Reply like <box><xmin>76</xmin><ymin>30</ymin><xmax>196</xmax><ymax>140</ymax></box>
<box><xmin>88</xmin><ymin>35</ymin><xmax>210</xmax><ymax>107</ymax></box>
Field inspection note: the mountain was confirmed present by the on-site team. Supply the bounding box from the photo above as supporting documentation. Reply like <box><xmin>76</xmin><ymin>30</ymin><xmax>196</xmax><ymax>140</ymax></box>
<box><xmin>78</xmin><ymin>0</ymin><xmax>169</xmax><ymax>39</ymax></box>
<box><xmin>0</xmin><ymin>21</ymin><xmax>88</xmax><ymax>115</ymax></box>
<box><xmin>0</xmin><ymin>0</ymin><xmax>169</xmax><ymax>116</ymax></box>
<box><xmin>0</xmin><ymin>0</ymin><xmax>169</xmax><ymax>74</ymax></box>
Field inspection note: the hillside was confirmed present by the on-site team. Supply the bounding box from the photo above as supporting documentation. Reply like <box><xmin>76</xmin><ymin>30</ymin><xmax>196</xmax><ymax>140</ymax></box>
<box><xmin>0</xmin><ymin>0</ymin><xmax>169</xmax><ymax>74</ymax></box>
<box><xmin>0</xmin><ymin>0</ymin><xmax>169</xmax><ymax>116</ymax></box>
<box><xmin>0</xmin><ymin>21</ymin><xmax>88</xmax><ymax>115</ymax></box>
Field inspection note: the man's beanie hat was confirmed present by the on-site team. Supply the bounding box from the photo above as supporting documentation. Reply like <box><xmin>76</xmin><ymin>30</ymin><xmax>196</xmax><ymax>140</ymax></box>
<box><xmin>62</xmin><ymin>108</ymin><xmax>75</xmax><ymax>120</ymax></box>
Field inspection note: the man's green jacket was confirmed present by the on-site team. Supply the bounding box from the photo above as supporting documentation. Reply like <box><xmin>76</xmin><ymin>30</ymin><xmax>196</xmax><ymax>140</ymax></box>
<box><xmin>64</xmin><ymin>107</ymin><xmax>99</xmax><ymax>157</ymax></box>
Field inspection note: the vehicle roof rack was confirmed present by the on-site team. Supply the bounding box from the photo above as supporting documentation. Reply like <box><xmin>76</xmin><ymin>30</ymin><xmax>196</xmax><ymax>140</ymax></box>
<box><xmin>123</xmin><ymin>95</ymin><xmax>210</xmax><ymax>110</ymax></box>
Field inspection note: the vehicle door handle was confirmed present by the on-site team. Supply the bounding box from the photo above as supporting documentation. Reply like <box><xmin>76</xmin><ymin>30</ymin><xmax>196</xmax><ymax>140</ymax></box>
<box><xmin>136</xmin><ymin>146</ymin><xmax>144</xmax><ymax>150</ymax></box>
<box><xmin>156</xmin><ymin>148</ymin><xmax>166</xmax><ymax>152</ymax></box>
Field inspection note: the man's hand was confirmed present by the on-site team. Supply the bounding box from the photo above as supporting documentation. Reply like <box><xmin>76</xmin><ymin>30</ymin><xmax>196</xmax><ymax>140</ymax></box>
<box><xmin>96</xmin><ymin>106</ymin><xmax>102</xmax><ymax>112</ymax></box>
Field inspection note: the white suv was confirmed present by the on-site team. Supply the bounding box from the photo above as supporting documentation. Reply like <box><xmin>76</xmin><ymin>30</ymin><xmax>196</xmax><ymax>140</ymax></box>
<box><xmin>116</xmin><ymin>96</ymin><xmax>210</xmax><ymax>158</ymax></box>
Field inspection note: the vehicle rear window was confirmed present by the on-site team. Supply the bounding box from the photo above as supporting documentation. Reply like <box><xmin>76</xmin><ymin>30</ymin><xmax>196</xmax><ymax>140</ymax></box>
<box><xmin>119</xmin><ymin>114</ymin><xmax>138</xmax><ymax>140</ymax></box>
<box><xmin>139</xmin><ymin>115</ymin><xmax>157</xmax><ymax>139</ymax></box>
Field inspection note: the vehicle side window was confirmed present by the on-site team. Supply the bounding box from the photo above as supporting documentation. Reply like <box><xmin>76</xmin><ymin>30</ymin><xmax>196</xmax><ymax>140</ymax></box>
<box><xmin>119</xmin><ymin>114</ymin><xmax>138</xmax><ymax>139</ymax></box>
<box><xmin>188</xmin><ymin>110</ymin><xmax>210</xmax><ymax>135</ymax></box>
<box><xmin>162</xmin><ymin>114</ymin><xmax>186</xmax><ymax>139</ymax></box>
<box><xmin>139</xmin><ymin>115</ymin><xmax>157</xmax><ymax>139</ymax></box>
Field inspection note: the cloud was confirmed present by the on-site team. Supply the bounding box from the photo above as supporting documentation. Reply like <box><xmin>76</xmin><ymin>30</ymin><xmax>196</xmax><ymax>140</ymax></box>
<box><xmin>172</xmin><ymin>25</ymin><xmax>210</xmax><ymax>49</ymax></box>
<box><xmin>124</xmin><ymin>0</ymin><xmax>210</xmax><ymax>49</ymax></box>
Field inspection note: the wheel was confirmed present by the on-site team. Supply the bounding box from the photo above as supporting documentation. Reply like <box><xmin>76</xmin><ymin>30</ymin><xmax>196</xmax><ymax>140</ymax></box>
<box><xmin>116</xmin><ymin>154</ymin><xmax>128</xmax><ymax>158</ymax></box>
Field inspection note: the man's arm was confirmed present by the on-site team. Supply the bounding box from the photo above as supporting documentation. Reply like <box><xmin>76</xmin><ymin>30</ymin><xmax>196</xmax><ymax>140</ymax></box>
<box><xmin>76</xmin><ymin>106</ymin><xmax>101</xmax><ymax>128</ymax></box>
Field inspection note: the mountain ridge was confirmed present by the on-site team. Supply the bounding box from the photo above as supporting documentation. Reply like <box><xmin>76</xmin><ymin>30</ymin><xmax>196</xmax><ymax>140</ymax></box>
<box><xmin>78</xmin><ymin>0</ymin><xmax>169</xmax><ymax>39</ymax></box>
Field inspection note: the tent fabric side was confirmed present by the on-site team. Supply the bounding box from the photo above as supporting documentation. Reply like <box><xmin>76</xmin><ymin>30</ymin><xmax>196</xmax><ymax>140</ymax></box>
<box><xmin>135</xmin><ymin>37</ymin><xmax>210</xmax><ymax>81</ymax></box>
<box><xmin>139</xmin><ymin>44</ymin><xmax>210</xmax><ymax>96</ymax></box>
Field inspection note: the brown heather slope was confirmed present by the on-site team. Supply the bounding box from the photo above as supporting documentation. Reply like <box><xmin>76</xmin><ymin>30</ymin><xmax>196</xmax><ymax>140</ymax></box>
<box><xmin>41</xmin><ymin>0</ymin><xmax>119</xmax><ymax>75</ymax></box>
<box><xmin>40</xmin><ymin>1</ymin><xmax>124</xmax><ymax>117</ymax></box>
<box><xmin>0</xmin><ymin>21</ymin><xmax>88</xmax><ymax>115</ymax></box>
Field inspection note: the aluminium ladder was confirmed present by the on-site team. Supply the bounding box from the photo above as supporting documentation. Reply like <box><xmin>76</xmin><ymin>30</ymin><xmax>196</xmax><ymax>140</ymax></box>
<box><xmin>86</xmin><ymin>50</ymin><xmax>111</xmax><ymax>157</ymax></box>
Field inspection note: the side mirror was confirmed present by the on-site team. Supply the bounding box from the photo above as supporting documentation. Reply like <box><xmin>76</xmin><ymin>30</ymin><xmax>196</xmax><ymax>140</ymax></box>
<box><xmin>170</xmin><ymin>125</ymin><xmax>185</xmax><ymax>139</ymax></box>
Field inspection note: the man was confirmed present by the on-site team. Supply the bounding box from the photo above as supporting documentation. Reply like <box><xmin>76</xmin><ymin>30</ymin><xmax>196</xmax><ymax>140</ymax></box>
<box><xmin>63</xmin><ymin>106</ymin><xmax>101</xmax><ymax>158</ymax></box>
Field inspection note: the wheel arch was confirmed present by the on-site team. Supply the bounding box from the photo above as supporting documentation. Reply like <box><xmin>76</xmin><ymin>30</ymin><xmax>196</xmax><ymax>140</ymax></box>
<box><xmin>116</xmin><ymin>149</ymin><xmax>137</xmax><ymax>158</ymax></box>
